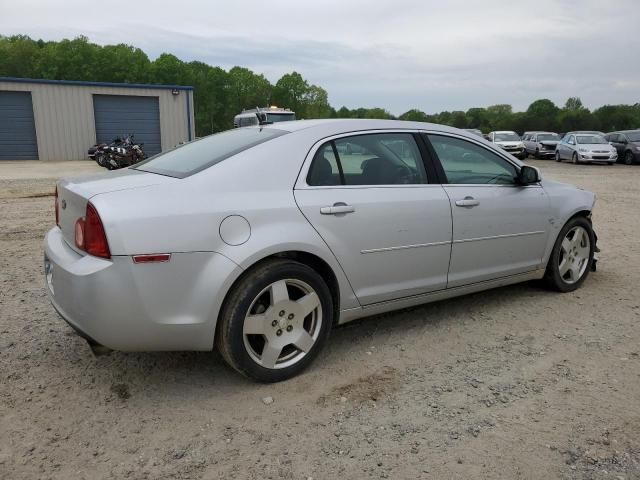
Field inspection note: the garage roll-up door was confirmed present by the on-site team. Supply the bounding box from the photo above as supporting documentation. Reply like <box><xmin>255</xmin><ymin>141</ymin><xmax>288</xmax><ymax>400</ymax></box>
<box><xmin>93</xmin><ymin>95</ymin><xmax>161</xmax><ymax>156</ymax></box>
<box><xmin>0</xmin><ymin>91</ymin><xmax>38</xmax><ymax>160</ymax></box>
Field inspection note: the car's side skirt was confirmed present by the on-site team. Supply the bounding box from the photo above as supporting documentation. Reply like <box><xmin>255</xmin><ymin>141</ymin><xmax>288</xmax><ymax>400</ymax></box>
<box><xmin>337</xmin><ymin>268</ymin><xmax>546</xmax><ymax>324</ymax></box>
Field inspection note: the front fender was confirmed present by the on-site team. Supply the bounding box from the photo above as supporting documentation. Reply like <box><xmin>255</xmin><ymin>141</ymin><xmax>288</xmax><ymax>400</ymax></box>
<box><xmin>541</xmin><ymin>179</ymin><xmax>596</xmax><ymax>266</ymax></box>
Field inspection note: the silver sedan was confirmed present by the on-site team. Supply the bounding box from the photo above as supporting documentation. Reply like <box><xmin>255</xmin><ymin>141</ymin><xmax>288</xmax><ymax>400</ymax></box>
<box><xmin>555</xmin><ymin>133</ymin><xmax>617</xmax><ymax>164</ymax></box>
<box><xmin>44</xmin><ymin>119</ymin><xmax>598</xmax><ymax>382</ymax></box>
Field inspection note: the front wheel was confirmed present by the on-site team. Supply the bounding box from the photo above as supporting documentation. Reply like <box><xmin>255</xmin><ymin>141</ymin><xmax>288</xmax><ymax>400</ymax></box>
<box><xmin>572</xmin><ymin>152</ymin><xmax>580</xmax><ymax>164</ymax></box>
<box><xmin>544</xmin><ymin>216</ymin><xmax>595</xmax><ymax>292</ymax></box>
<box><xmin>555</xmin><ymin>151</ymin><xmax>562</xmax><ymax>162</ymax></box>
<box><xmin>624</xmin><ymin>151</ymin><xmax>634</xmax><ymax>165</ymax></box>
<box><xmin>216</xmin><ymin>259</ymin><xmax>333</xmax><ymax>382</ymax></box>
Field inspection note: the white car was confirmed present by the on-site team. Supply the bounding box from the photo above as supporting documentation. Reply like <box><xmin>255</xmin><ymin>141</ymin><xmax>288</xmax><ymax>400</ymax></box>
<box><xmin>44</xmin><ymin>119</ymin><xmax>598</xmax><ymax>382</ymax></box>
<box><xmin>487</xmin><ymin>131</ymin><xmax>526</xmax><ymax>159</ymax></box>
<box><xmin>555</xmin><ymin>134</ymin><xmax>617</xmax><ymax>165</ymax></box>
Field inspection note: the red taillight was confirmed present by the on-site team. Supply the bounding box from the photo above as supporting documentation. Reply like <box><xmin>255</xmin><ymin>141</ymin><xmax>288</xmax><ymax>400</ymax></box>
<box><xmin>84</xmin><ymin>203</ymin><xmax>111</xmax><ymax>258</ymax></box>
<box><xmin>74</xmin><ymin>203</ymin><xmax>110</xmax><ymax>259</ymax></box>
<box><xmin>54</xmin><ymin>186</ymin><xmax>59</xmax><ymax>226</ymax></box>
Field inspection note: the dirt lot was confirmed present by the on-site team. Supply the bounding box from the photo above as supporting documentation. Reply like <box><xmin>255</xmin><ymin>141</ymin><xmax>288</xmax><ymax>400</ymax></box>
<box><xmin>1</xmin><ymin>159</ymin><xmax>639</xmax><ymax>480</ymax></box>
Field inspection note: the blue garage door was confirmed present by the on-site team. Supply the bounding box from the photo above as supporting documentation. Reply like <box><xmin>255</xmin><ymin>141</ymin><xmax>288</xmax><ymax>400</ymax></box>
<box><xmin>0</xmin><ymin>91</ymin><xmax>38</xmax><ymax>160</ymax></box>
<box><xmin>93</xmin><ymin>95</ymin><xmax>161</xmax><ymax>156</ymax></box>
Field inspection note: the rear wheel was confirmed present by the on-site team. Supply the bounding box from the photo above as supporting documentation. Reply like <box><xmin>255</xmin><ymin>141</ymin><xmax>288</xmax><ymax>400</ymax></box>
<box><xmin>624</xmin><ymin>151</ymin><xmax>634</xmax><ymax>165</ymax></box>
<box><xmin>544</xmin><ymin>216</ymin><xmax>595</xmax><ymax>292</ymax></box>
<box><xmin>216</xmin><ymin>259</ymin><xmax>333</xmax><ymax>382</ymax></box>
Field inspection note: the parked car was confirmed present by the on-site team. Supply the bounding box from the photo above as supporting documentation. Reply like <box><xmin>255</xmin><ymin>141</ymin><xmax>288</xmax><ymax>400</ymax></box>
<box><xmin>605</xmin><ymin>130</ymin><xmax>640</xmax><ymax>165</ymax></box>
<box><xmin>523</xmin><ymin>132</ymin><xmax>561</xmax><ymax>159</ymax></box>
<box><xmin>487</xmin><ymin>131</ymin><xmax>526</xmax><ymax>159</ymax></box>
<box><xmin>45</xmin><ymin>120</ymin><xmax>598</xmax><ymax>382</ymax></box>
<box><xmin>555</xmin><ymin>133</ymin><xmax>617</xmax><ymax>164</ymax></box>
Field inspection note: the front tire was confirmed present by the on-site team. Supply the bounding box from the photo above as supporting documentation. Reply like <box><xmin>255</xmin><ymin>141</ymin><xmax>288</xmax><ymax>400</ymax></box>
<box><xmin>216</xmin><ymin>259</ymin><xmax>333</xmax><ymax>382</ymax></box>
<box><xmin>624</xmin><ymin>151</ymin><xmax>634</xmax><ymax>165</ymax></box>
<box><xmin>572</xmin><ymin>152</ymin><xmax>580</xmax><ymax>164</ymax></box>
<box><xmin>555</xmin><ymin>151</ymin><xmax>561</xmax><ymax>162</ymax></box>
<box><xmin>544</xmin><ymin>216</ymin><xmax>595</xmax><ymax>292</ymax></box>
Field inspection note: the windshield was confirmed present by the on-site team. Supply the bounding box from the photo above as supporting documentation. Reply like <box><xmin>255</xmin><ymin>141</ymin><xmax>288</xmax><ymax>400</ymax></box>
<box><xmin>266</xmin><ymin>112</ymin><xmax>296</xmax><ymax>123</ymax></box>
<box><xmin>626</xmin><ymin>131</ymin><xmax>640</xmax><ymax>142</ymax></box>
<box><xmin>494</xmin><ymin>133</ymin><xmax>520</xmax><ymax>142</ymax></box>
<box><xmin>135</xmin><ymin>128</ymin><xmax>287</xmax><ymax>178</ymax></box>
<box><xmin>576</xmin><ymin>135</ymin><xmax>607</xmax><ymax>144</ymax></box>
<box><xmin>537</xmin><ymin>134</ymin><xmax>560</xmax><ymax>141</ymax></box>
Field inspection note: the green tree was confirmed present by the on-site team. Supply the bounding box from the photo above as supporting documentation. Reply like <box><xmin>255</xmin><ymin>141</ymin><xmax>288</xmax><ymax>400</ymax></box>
<box><xmin>525</xmin><ymin>99</ymin><xmax>559</xmax><ymax>131</ymax></box>
<box><xmin>398</xmin><ymin>109</ymin><xmax>429</xmax><ymax>122</ymax></box>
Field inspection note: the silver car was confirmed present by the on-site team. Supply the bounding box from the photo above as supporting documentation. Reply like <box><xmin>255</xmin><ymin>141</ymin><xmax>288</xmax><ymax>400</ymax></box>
<box><xmin>523</xmin><ymin>132</ymin><xmax>561</xmax><ymax>159</ymax></box>
<box><xmin>487</xmin><ymin>131</ymin><xmax>526</xmax><ymax>159</ymax></box>
<box><xmin>555</xmin><ymin>133</ymin><xmax>617</xmax><ymax>165</ymax></box>
<box><xmin>44</xmin><ymin>119</ymin><xmax>598</xmax><ymax>382</ymax></box>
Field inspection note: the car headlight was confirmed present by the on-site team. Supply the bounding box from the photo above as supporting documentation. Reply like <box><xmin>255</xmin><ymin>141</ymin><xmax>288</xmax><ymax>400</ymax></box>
<box><xmin>578</xmin><ymin>148</ymin><xmax>588</xmax><ymax>153</ymax></box>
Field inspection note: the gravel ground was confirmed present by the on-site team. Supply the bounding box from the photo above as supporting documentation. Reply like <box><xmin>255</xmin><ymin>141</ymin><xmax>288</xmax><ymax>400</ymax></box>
<box><xmin>1</xmin><ymin>160</ymin><xmax>639</xmax><ymax>480</ymax></box>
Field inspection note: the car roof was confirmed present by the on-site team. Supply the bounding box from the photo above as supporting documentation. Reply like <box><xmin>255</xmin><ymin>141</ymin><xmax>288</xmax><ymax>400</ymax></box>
<box><xmin>252</xmin><ymin>118</ymin><xmax>473</xmax><ymax>137</ymax></box>
<box><xmin>491</xmin><ymin>130</ymin><xmax>518</xmax><ymax>134</ymax></box>
<box><xmin>611</xmin><ymin>129</ymin><xmax>640</xmax><ymax>133</ymax></box>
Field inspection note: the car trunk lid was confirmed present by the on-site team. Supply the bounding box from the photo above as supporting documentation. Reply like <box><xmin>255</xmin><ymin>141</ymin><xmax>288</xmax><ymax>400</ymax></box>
<box><xmin>56</xmin><ymin>168</ymin><xmax>175</xmax><ymax>252</ymax></box>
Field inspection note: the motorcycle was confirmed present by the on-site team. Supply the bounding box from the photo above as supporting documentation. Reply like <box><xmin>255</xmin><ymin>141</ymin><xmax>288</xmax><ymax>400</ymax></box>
<box><xmin>89</xmin><ymin>135</ymin><xmax>146</xmax><ymax>170</ymax></box>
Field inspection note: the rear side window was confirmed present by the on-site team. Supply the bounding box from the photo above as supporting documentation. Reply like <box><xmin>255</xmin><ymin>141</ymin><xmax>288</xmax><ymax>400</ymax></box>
<box><xmin>307</xmin><ymin>133</ymin><xmax>427</xmax><ymax>186</ymax></box>
<box><xmin>135</xmin><ymin>128</ymin><xmax>287</xmax><ymax>178</ymax></box>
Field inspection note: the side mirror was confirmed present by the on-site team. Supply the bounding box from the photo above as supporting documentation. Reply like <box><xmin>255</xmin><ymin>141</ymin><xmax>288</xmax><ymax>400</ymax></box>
<box><xmin>517</xmin><ymin>165</ymin><xmax>541</xmax><ymax>185</ymax></box>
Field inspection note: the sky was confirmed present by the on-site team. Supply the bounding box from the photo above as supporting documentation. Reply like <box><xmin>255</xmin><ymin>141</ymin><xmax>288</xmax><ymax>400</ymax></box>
<box><xmin>1</xmin><ymin>0</ymin><xmax>639</xmax><ymax>115</ymax></box>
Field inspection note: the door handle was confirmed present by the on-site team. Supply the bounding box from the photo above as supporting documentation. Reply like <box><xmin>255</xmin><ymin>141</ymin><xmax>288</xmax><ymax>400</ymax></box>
<box><xmin>320</xmin><ymin>203</ymin><xmax>355</xmax><ymax>215</ymax></box>
<box><xmin>455</xmin><ymin>197</ymin><xmax>480</xmax><ymax>207</ymax></box>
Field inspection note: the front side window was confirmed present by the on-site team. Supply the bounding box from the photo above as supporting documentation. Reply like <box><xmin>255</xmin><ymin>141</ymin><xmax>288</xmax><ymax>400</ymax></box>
<box><xmin>307</xmin><ymin>133</ymin><xmax>427</xmax><ymax>186</ymax></box>
<box><xmin>427</xmin><ymin>134</ymin><xmax>518</xmax><ymax>185</ymax></box>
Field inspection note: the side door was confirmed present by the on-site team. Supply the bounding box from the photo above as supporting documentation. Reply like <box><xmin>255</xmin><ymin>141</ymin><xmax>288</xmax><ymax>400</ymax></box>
<box><xmin>424</xmin><ymin>133</ymin><xmax>552</xmax><ymax>288</ymax></box>
<box><xmin>294</xmin><ymin>131</ymin><xmax>452</xmax><ymax>306</ymax></box>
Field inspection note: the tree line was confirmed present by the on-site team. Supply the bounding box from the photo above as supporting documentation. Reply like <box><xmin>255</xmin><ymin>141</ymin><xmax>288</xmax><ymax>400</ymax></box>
<box><xmin>1</xmin><ymin>35</ymin><xmax>639</xmax><ymax>136</ymax></box>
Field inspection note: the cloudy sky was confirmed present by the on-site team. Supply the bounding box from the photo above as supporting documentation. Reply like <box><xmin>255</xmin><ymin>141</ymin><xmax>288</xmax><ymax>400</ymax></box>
<box><xmin>1</xmin><ymin>0</ymin><xmax>639</xmax><ymax>114</ymax></box>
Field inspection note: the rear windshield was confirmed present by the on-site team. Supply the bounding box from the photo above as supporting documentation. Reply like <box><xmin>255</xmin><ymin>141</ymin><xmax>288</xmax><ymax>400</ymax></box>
<box><xmin>135</xmin><ymin>127</ymin><xmax>287</xmax><ymax>178</ymax></box>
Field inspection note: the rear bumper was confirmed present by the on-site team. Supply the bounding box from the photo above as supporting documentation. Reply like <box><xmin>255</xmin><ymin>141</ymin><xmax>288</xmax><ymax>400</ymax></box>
<box><xmin>44</xmin><ymin>227</ymin><xmax>243</xmax><ymax>352</ymax></box>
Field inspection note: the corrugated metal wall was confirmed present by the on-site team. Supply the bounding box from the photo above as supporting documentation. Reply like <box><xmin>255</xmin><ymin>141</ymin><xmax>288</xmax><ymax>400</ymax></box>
<box><xmin>0</xmin><ymin>81</ymin><xmax>195</xmax><ymax>161</ymax></box>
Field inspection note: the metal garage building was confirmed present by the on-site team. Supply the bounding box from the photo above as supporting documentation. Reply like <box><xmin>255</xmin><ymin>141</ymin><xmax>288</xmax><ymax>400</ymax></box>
<box><xmin>0</xmin><ymin>77</ymin><xmax>195</xmax><ymax>161</ymax></box>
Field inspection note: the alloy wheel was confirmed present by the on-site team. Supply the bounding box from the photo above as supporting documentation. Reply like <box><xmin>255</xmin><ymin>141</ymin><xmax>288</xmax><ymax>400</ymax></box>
<box><xmin>558</xmin><ymin>226</ymin><xmax>590</xmax><ymax>284</ymax></box>
<box><xmin>242</xmin><ymin>279</ymin><xmax>322</xmax><ymax>369</ymax></box>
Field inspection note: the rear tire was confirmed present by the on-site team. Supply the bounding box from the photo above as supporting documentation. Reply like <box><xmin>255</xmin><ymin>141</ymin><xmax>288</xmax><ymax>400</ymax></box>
<box><xmin>544</xmin><ymin>216</ymin><xmax>595</xmax><ymax>293</ymax></box>
<box><xmin>216</xmin><ymin>259</ymin><xmax>333</xmax><ymax>382</ymax></box>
